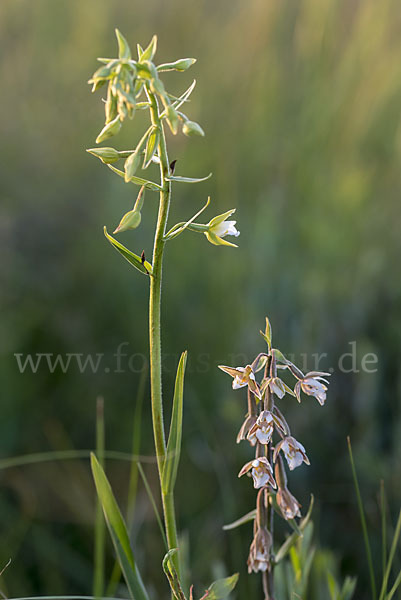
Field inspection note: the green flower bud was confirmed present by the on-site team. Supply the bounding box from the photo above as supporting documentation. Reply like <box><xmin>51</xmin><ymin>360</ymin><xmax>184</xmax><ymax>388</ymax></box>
<box><xmin>150</xmin><ymin>77</ymin><xmax>165</xmax><ymax>96</ymax></box>
<box><xmin>114</xmin><ymin>209</ymin><xmax>141</xmax><ymax>233</ymax></box>
<box><xmin>96</xmin><ymin>115</ymin><xmax>121</xmax><ymax>144</ymax></box>
<box><xmin>166</xmin><ymin>105</ymin><xmax>179</xmax><ymax>135</ymax></box>
<box><xmin>182</xmin><ymin>120</ymin><xmax>205</xmax><ymax>137</ymax></box>
<box><xmin>157</xmin><ymin>58</ymin><xmax>196</xmax><ymax>72</ymax></box>
<box><xmin>86</xmin><ymin>147</ymin><xmax>120</xmax><ymax>164</ymax></box>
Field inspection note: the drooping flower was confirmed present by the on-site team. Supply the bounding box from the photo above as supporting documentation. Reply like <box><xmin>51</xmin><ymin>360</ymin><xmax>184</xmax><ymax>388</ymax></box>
<box><xmin>274</xmin><ymin>436</ymin><xmax>310</xmax><ymax>471</ymax></box>
<box><xmin>276</xmin><ymin>487</ymin><xmax>301</xmax><ymax>520</ymax></box>
<box><xmin>219</xmin><ymin>364</ymin><xmax>261</xmax><ymax>399</ymax></box>
<box><xmin>294</xmin><ymin>371</ymin><xmax>330</xmax><ymax>405</ymax></box>
<box><xmin>205</xmin><ymin>209</ymin><xmax>240</xmax><ymax>247</ymax></box>
<box><xmin>238</xmin><ymin>457</ymin><xmax>276</xmax><ymax>489</ymax></box>
<box><xmin>236</xmin><ymin>414</ymin><xmax>257</xmax><ymax>445</ymax></box>
<box><xmin>247</xmin><ymin>411</ymin><xmax>274</xmax><ymax>445</ymax></box>
<box><xmin>247</xmin><ymin>526</ymin><xmax>272</xmax><ymax>573</ymax></box>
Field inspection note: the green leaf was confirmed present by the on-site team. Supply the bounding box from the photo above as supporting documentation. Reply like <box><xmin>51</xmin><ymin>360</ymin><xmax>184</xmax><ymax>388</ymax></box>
<box><xmin>166</xmin><ymin>173</ymin><xmax>212</xmax><ymax>184</ymax></box>
<box><xmin>202</xmin><ymin>573</ymin><xmax>239</xmax><ymax>600</ymax></box>
<box><xmin>340</xmin><ymin>576</ymin><xmax>357</xmax><ymax>600</ymax></box>
<box><xmin>223</xmin><ymin>509</ymin><xmax>256</xmax><ymax>531</ymax></box>
<box><xmin>90</xmin><ymin>453</ymin><xmax>149</xmax><ymax>600</ymax></box>
<box><xmin>143</xmin><ymin>127</ymin><xmax>160</xmax><ymax>169</ymax></box>
<box><xmin>104</xmin><ymin>227</ymin><xmax>152</xmax><ymax>275</ymax></box>
<box><xmin>140</xmin><ymin>35</ymin><xmax>157</xmax><ymax>62</ymax></box>
<box><xmin>107</xmin><ymin>164</ymin><xmax>162</xmax><ymax>191</ymax></box>
<box><xmin>162</xmin><ymin>352</ymin><xmax>187</xmax><ymax>495</ymax></box>
<box><xmin>115</xmin><ymin>29</ymin><xmax>131</xmax><ymax>60</ymax></box>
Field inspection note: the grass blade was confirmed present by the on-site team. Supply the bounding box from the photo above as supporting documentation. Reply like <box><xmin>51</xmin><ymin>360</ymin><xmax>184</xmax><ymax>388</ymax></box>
<box><xmin>379</xmin><ymin>508</ymin><xmax>401</xmax><ymax>600</ymax></box>
<box><xmin>347</xmin><ymin>436</ymin><xmax>377</xmax><ymax>600</ymax></box>
<box><xmin>93</xmin><ymin>397</ymin><xmax>106</xmax><ymax>598</ymax></box>
<box><xmin>90</xmin><ymin>453</ymin><xmax>149</xmax><ymax>600</ymax></box>
<box><xmin>380</xmin><ymin>480</ymin><xmax>387</xmax><ymax>583</ymax></box>
<box><xmin>162</xmin><ymin>352</ymin><xmax>187</xmax><ymax>495</ymax></box>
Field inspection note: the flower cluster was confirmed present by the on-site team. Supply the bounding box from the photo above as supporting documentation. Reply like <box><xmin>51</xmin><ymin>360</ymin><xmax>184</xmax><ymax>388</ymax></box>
<box><xmin>219</xmin><ymin>318</ymin><xmax>330</xmax><ymax>576</ymax></box>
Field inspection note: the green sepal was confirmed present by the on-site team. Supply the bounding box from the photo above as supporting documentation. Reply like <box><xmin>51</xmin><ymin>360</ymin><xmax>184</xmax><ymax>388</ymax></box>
<box><xmin>107</xmin><ymin>164</ymin><xmax>162</xmax><ymax>191</ymax></box>
<box><xmin>166</xmin><ymin>173</ymin><xmax>212</xmax><ymax>184</ymax></box>
<box><xmin>139</xmin><ymin>35</ymin><xmax>157</xmax><ymax>62</ymax></box>
<box><xmin>201</xmin><ymin>574</ymin><xmax>239</xmax><ymax>600</ymax></box>
<box><xmin>223</xmin><ymin>508</ymin><xmax>257</xmax><ymax>531</ymax></box>
<box><xmin>104</xmin><ymin>227</ymin><xmax>152</xmax><ymax>275</ymax></box>
<box><xmin>157</xmin><ymin>58</ymin><xmax>196</xmax><ymax>72</ymax></box>
<box><xmin>90</xmin><ymin>453</ymin><xmax>149</xmax><ymax>600</ymax></box>
<box><xmin>162</xmin><ymin>352</ymin><xmax>187</xmax><ymax>495</ymax></box>
<box><xmin>115</xmin><ymin>29</ymin><xmax>131</xmax><ymax>60</ymax></box>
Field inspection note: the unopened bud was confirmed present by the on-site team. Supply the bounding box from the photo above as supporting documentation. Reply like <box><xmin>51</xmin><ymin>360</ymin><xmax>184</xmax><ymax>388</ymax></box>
<box><xmin>86</xmin><ymin>147</ymin><xmax>120</xmax><ymax>164</ymax></box>
<box><xmin>182</xmin><ymin>120</ymin><xmax>205</xmax><ymax>137</ymax></box>
<box><xmin>157</xmin><ymin>58</ymin><xmax>197</xmax><ymax>72</ymax></box>
<box><xmin>166</xmin><ymin>105</ymin><xmax>179</xmax><ymax>135</ymax></box>
<box><xmin>96</xmin><ymin>115</ymin><xmax>121</xmax><ymax>144</ymax></box>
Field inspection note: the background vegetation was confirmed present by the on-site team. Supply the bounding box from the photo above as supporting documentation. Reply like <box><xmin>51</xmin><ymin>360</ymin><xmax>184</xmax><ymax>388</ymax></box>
<box><xmin>1</xmin><ymin>0</ymin><xmax>400</xmax><ymax>597</ymax></box>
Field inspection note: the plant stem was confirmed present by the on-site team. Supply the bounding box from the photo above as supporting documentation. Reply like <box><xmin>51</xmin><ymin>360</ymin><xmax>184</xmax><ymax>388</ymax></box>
<box><xmin>148</xmin><ymin>90</ymin><xmax>180</xmax><ymax>574</ymax></box>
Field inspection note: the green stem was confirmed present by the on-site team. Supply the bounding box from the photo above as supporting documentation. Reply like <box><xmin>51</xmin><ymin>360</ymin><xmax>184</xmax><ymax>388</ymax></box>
<box><xmin>148</xmin><ymin>90</ymin><xmax>180</xmax><ymax>573</ymax></box>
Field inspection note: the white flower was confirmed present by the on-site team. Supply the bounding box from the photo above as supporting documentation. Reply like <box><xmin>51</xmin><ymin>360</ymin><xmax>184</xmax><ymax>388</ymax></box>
<box><xmin>247</xmin><ymin>527</ymin><xmax>272</xmax><ymax>573</ymax></box>
<box><xmin>261</xmin><ymin>376</ymin><xmax>296</xmax><ymax>400</ymax></box>
<box><xmin>219</xmin><ymin>364</ymin><xmax>261</xmax><ymax>399</ymax></box>
<box><xmin>205</xmin><ymin>209</ymin><xmax>240</xmax><ymax>247</ymax></box>
<box><xmin>274</xmin><ymin>436</ymin><xmax>310</xmax><ymax>471</ymax></box>
<box><xmin>248</xmin><ymin>411</ymin><xmax>274</xmax><ymax>445</ymax></box>
<box><xmin>294</xmin><ymin>371</ymin><xmax>330</xmax><ymax>405</ymax></box>
<box><xmin>238</xmin><ymin>457</ymin><xmax>276</xmax><ymax>489</ymax></box>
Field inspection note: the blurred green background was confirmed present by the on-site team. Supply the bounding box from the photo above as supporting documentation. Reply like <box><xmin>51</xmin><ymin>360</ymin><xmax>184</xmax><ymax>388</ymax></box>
<box><xmin>1</xmin><ymin>0</ymin><xmax>401</xmax><ymax>598</ymax></box>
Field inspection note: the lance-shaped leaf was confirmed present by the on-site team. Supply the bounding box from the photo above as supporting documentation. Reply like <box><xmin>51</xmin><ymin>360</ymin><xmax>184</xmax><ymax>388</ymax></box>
<box><xmin>200</xmin><ymin>573</ymin><xmax>239</xmax><ymax>600</ymax></box>
<box><xmin>166</xmin><ymin>173</ymin><xmax>212</xmax><ymax>184</ymax></box>
<box><xmin>162</xmin><ymin>352</ymin><xmax>187</xmax><ymax>495</ymax></box>
<box><xmin>90</xmin><ymin>454</ymin><xmax>149</xmax><ymax>600</ymax></box>
<box><xmin>107</xmin><ymin>164</ymin><xmax>162</xmax><ymax>191</ymax></box>
<box><xmin>274</xmin><ymin>495</ymin><xmax>314</xmax><ymax>564</ymax></box>
<box><xmin>104</xmin><ymin>227</ymin><xmax>152</xmax><ymax>275</ymax></box>
<box><xmin>223</xmin><ymin>508</ymin><xmax>256</xmax><ymax>531</ymax></box>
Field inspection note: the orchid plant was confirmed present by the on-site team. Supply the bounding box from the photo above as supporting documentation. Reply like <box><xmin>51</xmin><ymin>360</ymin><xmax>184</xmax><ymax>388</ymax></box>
<box><xmin>220</xmin><ymin>318</ymin><xmax>330</xmax><ymax>599</ymax></box>
<box><xmin>87</xmin><ymin>30</ymin><xmax>240</xmax><ymax>600</ymax></box>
